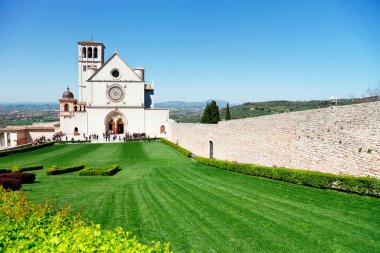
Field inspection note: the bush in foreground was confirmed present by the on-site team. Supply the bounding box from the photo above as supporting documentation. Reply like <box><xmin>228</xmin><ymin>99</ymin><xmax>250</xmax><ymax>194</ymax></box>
<box><xmin>160</xmin><ymin>139</ymin><xmax>192</xmax><ymax>157</ymax></box>
<box><xmin>0</xmin><ymin>187</ymin><xmax>171</xmax><ymax>252</ymax></box>
<box><xmin>46</xmin><ymin>165</ymin><xmax>85</xmax><ymax>175</ymax></box>
<box><xmin>79</xmin><ymin>164</ymin><xmax>121</xmax><ymax>176</ymax></box>
<box><xmin>0</xmin><ymin>172</ymin><xmax>36</xmax><ymax>184</ymax></box>
<box><xmin>0</xmin><ymin>178</ymin><xmax>22</xmax><ymax>190</ymax></box>
<box><xmin>194</xmin><ymin>156</ymin><xmax>380</xmax><ymax>197</ymax></box>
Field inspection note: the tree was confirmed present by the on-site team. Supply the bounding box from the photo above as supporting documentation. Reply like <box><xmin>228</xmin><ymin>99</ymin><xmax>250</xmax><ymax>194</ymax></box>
<box><xmin>225</xmin><ymin>103</ymin><xmax>231</xmax><ymax>120</ymax></box>
<box><xmin>365</xmin><ymin>83</ymin><xmax>380</xmax><ymax>101</ymax></box>
<box><xmin>209</xmin><ymin>100</ymin><xmax>220</xmax><ymax>124</ymax></box>
<box><xmin>200</xmin><ymin>103</ymin><xmax>211</xmax><ymax>123</ymax></box>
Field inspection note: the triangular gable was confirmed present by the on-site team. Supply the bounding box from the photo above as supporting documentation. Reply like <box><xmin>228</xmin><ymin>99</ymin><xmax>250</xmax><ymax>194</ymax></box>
<box><xmin>88</xmin><ymin>53</ymin><xmax>142</xmax><ymax>82</ymax></box>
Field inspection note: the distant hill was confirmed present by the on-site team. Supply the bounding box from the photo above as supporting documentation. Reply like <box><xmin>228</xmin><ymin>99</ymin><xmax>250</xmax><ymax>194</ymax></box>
<box><xmin>155</xmin><ymin>100</ymin><xmax>237</xmax><ymax>109</ymax></box>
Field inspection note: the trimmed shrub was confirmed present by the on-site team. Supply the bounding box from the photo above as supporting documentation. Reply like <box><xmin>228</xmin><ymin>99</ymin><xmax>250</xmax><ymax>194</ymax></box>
<box><xmin>12</xmin><ymin>165</ymin><xmax>44</xmax><ymax>172</ymax></box>
<box><xmin>160</xmin><ymin>138</ymin><xmax>192</xmax><ymax>157</ymax></box>
<box><xmin>79</xmin><ymin>164</ymin><xmax>121</xmax><ymax>176</ymax></box>
<box><xmin>0</xmin><ymin>187</ymin><xmax>171</xmax><ymax>252</ymax></box>
<box><xmin>0</xmin><ymin>168</ymin><xmax>12</xmax><ymax>174</ymax></box>
<box><xmin>0</xmin><ymin>178</ymin><xmax>22</xmax><ymax>190</ymax></box>
<box><xmin>194</xmin><ymin>156</ymin><xmax>380</xmax><ymax>197</ymax></box>
<box><xmin>46</xmin><ymin>165</ymin><xmax>85</xmax><ymax>175</ymax></box>
<box><xmin>0</xmin><ymin>142</ymin><xmax>54</xmax><ymax>157</ymax></box>
<box><xmin>0</xmin><ymin>172</ymin><xmax>36</xmax><ymax>184</ymax></box>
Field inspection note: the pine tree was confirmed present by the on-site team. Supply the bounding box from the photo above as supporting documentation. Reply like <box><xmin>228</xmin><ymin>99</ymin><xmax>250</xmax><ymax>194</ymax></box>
<box><xmin>200</xmin><ymin>103</ymin><xmax>211</xmax><ymax>123</ymax></box>
<box><xmin>209</xmin><ymin>100</ymin><xmax>220</xmax><ymax>124</ymax></box>
<box><xmin>225</xmin><ymin>103</ymin><xmax>231</xmax><ymax>120</ymax></box>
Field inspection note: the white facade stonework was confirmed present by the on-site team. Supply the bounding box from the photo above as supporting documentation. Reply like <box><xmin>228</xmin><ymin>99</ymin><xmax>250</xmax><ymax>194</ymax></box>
<box><xmin>167</xmin><ymin>102</ymin><xmax>380</xmax><ymax>179</ymax></box>
<box><xmin>59</xmin><ymin>41</ymin><xmax>169</xmax><ymax>137</ymax></box>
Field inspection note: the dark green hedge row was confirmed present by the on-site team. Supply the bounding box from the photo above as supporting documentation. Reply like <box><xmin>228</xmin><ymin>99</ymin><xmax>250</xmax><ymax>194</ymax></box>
<box><xmin>56</xmin><ymin>140</ymin><xmax>91</xmax><ymax>144</ymax></box>
<box><xmin>13</xmin><ymin>165</ymin><xmax>44</xmax><ymax>172</ymax></box>
<box><xmin>194</xmin><ymin>157</ymin><xmax>380</xmax><ymax>197</ymax></box>
<box><xmin>0</xmin><ymin>169</ymin><xmax>11</xmax><ymax>174</ymax></box>
<box><xmin>0</xmin><ymin>165</ymin><xmax>44</xmax><ymax>174</ymax></box>
<box><xmin>0</xmin><ymin>142</ymin><xmax>54</xmax><ymax>157</ymax></box>
<box><xmin>127</xmin><ymin>138</ymin><xmax>160</xmax><ymax>142</ymax></box>
<box><xmin>0</xmin><ymin>178</ymin><xmax>22</xmax><ymax>190</ymax></box>
<box><xmin>0</xmin><ymin>172</ymin><xmax>36</xmax><ymax>184</ymax></box>
<box><xmin>79</xmin><ymin>165</ymin><xmax>121</xmax><ymax>176</ymax></box>
<box><xmin>46</xmin><ymin>165</ymin><xmax>85</xmax><ymax>175</ymax></box>
<box><xmin>160</xmin><ymin>138</ymin><xmax>192</xmax><ymax>157</ymax></box>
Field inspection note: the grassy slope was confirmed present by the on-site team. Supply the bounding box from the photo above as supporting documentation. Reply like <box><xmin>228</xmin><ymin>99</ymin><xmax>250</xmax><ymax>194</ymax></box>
<box><xmin>0</xmin><ymin>142</ymin><xmax>379</xmax><ymax>252</ymax></box>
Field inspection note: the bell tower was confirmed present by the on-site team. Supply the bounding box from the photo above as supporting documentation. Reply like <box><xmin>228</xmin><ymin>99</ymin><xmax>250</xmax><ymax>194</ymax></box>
<box><xmin>77</xmin><ymin>41</ymin><xmax>105</xmax><ymax>102</ymax></box>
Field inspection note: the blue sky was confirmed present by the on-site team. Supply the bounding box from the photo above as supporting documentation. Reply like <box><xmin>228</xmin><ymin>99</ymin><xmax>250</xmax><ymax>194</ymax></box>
<box><xmin>0</xmin><ymin>0</ymin><xmax>379</xmax><ymax>103</ymax></box>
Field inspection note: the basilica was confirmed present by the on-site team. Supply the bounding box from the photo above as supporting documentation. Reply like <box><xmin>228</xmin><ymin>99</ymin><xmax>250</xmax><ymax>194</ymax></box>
<box><xmin>0</xmin><ymin>41</ymin><xmax>169</xmax><ymax>148</ymax></box>
<box><xmin>59</xmin><ymin>41</ymin><xmax>169</xmax><ymax>137</ymax></box>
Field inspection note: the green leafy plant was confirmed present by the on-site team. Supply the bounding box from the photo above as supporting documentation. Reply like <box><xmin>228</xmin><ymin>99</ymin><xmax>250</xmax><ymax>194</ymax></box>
<box><xmin>0</xmin><ymin>187</ymin><xmax>171</xmax><ymax>252</ymax></box>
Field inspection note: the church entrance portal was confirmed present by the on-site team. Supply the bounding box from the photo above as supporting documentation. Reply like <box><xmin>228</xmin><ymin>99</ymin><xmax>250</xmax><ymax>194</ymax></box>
<box><xmin>105</xmin><ymin>111</ymin><xmax>126</xmax><ymax>134</ymax></box>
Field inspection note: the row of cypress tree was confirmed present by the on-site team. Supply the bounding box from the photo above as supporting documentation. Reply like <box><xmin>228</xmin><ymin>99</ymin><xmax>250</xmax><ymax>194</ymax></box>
<box><xmin>200</xmin><ymin>100</ymin><xmax>231</xmax><ymax>124</ymax></box>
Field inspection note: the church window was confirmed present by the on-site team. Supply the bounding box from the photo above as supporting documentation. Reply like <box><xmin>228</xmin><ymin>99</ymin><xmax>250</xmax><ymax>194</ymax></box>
<box><xmin>64</xmin><ymin>104</ymin><xmax>69</xmax><ymax>112</ymax></box>
<box><xmin>7</xmin><ymin>133</ymin><xmax>10</xmax><ymax>146</ymax></box>
<box><xmin>111</xmin><ymin>69</ymin><xmax>120</xmax><ymax>78</ymax></box>
<box><xmin>160</xmin><ymin>125</ymin><xmax>165</xmax><ymax>133</ymax></box>
<box><xmin>82</xmin><ymin>47</ymin><xmax>86</xmax><ymax>58</ymax></box>
<box><xmin>94</xmin><ymin>47</ymin><xmax>98</xmax><ymax>58</ymax></box>
<box><xmin>88</xmin><ymin>47</ymin><xmax>93</xmax><ymax>58</ymax></box>
<box><xmin>83</xmin><ymin>65</ymin><xmax>86</xmax><ymax>71</ymax></box>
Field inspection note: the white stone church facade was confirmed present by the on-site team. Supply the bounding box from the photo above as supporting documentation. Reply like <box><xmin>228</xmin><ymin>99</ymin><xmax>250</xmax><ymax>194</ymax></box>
<box><xmin>59</xmin><ymin>41</ymin><xmax>169</xmax><ymax>137</ymax></box>
<box><xmin>0</xmin><ymin>41</ymin><xmax>169</xmax><ymax>148</ymax></box>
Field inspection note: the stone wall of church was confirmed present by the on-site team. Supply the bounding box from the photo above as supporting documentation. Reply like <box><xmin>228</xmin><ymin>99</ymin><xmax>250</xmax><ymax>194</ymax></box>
<box><xmin>167</xmin><ymin>102</ymin><xmax>380</xmax><ymax>179</ymax></box>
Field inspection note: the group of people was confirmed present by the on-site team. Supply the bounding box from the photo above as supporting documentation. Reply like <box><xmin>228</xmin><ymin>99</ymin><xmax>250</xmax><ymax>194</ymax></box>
<box><xmin>34</xmin><ymin>135</ymin><xmax>48</xmax><ymax>144</ymax></box>
<box><xmin>102</xmin><ymin>131</ymin><xmax>150</xmax><ymax>142</ymax></box>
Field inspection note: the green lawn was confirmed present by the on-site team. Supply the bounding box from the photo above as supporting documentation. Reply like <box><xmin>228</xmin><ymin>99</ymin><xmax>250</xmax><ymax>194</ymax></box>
<box><xmin>0</xmin><ymin>142</ymin><xmax>379</xmax><ymax>252</ymax></box>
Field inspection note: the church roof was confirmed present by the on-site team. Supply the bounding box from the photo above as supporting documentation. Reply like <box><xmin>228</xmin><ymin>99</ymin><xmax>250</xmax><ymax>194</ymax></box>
<box><xmin>87</xmin><ymin>53</ymin><xmax>142</xmax><ymax>82</ymax></box>
<box><xmin>77</xmin><ymin>41</ymin><xmax>105</xmax><ymax>46</ymax></box>
<box><xmin>62</xmin><ymin>87</ymin><xmax>74</xmax><ymax>99</ymax></box>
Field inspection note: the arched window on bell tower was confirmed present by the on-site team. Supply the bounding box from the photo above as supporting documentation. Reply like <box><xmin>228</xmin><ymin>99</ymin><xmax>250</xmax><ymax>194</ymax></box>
<box><xmin>82</xmin><ymin>47</ymin><xmax>86</xmax><ymax>58</ymax></box>
<box><xmin>88</xmin><ymin>47</ymin><xmax>92</xmax><ymax>58</ymax></box>
<box><xmin>94</xmin><ymin>47</ymin><xmax>98</xmax><ymax>58</ymax></box>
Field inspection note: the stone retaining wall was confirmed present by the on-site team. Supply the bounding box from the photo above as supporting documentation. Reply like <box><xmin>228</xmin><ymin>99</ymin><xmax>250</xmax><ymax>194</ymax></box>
<box><xmin>167</xmin><ymin>102</ymin><xmax>380</xmax><ymax>179</ymax></box>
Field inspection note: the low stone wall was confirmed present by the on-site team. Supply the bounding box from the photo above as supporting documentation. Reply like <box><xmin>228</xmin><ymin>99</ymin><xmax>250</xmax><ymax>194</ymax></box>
<box><xmin>167</xmin><ymin>102</ymin><xmax>380</xmax><ymax>179</ymax></box>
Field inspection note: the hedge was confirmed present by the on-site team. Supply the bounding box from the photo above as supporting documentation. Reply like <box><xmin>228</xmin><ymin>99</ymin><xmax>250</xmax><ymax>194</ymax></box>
<box><xmin>0</xmin><ymin>142</ymin><xmax>54</xmax><ymax>157</ymax></box>
<box><xmin>46</xmin><ymin>165</ymin><xmax>85</xmax><ymax>175</ymax></box>
<box><xmin>0</xmin><ymin>169</ymin><xmax>12</xmax><ymax>174</ymax></box>
<box><xmin>194</xmin><ymin>156</ymin><xmax>380</xmax><ymax>197</ymax></box>
<box><xmin>160</xmin><ymin>138</ymin><xmax>192</xmax><ymax>157</ymax></box>
<box><xmin>0</xmin><ymin>187</ymin><xmax>172</xmax><ymax>252</ymax></box>
<box><xmin>0</xmin><ymin>172</ymin><xmax>36</xmax><ymax>184</ymax></box>
<box><xmin>12</xmin><ymin>165</ymin><xmax>44</xmax><ymax>172</ymax></box>
<box><xmin>0</xmin><ymin>178</ymin><xmax>22</xmax><ymax>190</ymax></box>
<box><xmin>79</xmin><ymin>164</ymin><xmax>121</xmax><ymax>176</ymax></box>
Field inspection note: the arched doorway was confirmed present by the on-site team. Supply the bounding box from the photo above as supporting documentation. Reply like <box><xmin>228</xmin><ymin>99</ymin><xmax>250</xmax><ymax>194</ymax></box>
<box><xmin>108</xmin><ymin>119</ymin><xmax>115</xmax><ymax>133</ymax></box>
<box><xmin>105</xmin><ymin>110</ymin><xmax>126</xmax><ymax>134</ymax></box>
<box><xmin>209</xmin><ymin>140</ymin><xmax>213</xmax><ymax>159</ymax></box>
<box><xmin>117</xmin><ymin>118</ymin><xmax>124</xmax><ymax>134</ymax></box>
